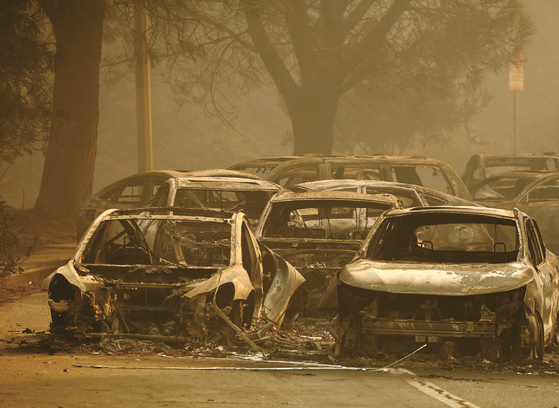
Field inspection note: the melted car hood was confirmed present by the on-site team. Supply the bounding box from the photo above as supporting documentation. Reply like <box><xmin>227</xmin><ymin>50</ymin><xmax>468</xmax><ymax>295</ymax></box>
<box><xmin>340</xmin><ymin>258</ymin><xmax>535</xmax><ymax>296</ymax></box>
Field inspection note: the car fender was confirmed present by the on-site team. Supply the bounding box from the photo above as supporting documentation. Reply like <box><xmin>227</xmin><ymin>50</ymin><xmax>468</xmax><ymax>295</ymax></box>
<box><xmin>42</xmin><ymin>261</ymin><xmax>87</xmax><ymax>292</ymax></box>
<box><xmin>184</xmin><ymin>264</ymin><xmax>254</xmax><ymax>301</ymax></box>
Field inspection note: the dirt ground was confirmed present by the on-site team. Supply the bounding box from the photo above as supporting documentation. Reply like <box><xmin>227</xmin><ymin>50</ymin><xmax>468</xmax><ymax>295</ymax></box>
<box><xmin>2</xmin><ymin>289</ymin><xmax>559</xmax><ymax>408</ymax></box>
<box><xmin>2</xmin><ymin>212</ymin><xmax>559</xmax><ymax>407</ymax></box>
<box><xmin>2</xmin><ymin>285</ymin><xmax>559</xmax><ymax>378</ymax></box>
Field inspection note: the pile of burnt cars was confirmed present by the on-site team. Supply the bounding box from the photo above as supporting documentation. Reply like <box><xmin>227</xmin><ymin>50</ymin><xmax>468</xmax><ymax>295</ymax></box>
<box><xmin>44</xmin><ymin>208</ymin><xmax>304</xmax><ymax>348</ymax></box>
<box><xmin>55</xmin><ymin>155</ymin><xmax>559</xmax><ymax>361</ymax></box>
<box><xmin>322</xmin><ymin>206</ymin><xmax>559</xmax><ymax>361</ymax></box>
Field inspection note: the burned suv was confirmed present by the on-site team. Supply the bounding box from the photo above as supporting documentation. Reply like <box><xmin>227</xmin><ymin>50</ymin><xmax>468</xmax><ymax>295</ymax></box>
<box><xmin>325</xmin><ymin>206</ymin><xmax>559</xmax><ymax>361</ymax></box>
<box><xmin>230</xmin><ymin>155</ymin><xmax>471</xmax><ymax>200</ymax></box>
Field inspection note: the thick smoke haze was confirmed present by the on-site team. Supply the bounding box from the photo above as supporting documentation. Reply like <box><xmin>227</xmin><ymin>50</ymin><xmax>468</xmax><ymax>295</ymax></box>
<box><xmin>1</xmin><ymin>0</ymin><xmax>557</xmax><ymax>208</ymax></box>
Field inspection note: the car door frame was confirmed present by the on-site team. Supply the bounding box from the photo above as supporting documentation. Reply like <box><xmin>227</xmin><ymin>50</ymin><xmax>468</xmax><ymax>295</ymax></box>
<box><xmin>523</xmin><ymin>216</ymin><xmax>557</xmax><ymax>342</ymax></box>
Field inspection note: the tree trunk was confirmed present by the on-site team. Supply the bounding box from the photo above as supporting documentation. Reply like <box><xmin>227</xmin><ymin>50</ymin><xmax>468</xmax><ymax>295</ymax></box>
<box><xmin>287</xmin><ymin>88</ymin><xmax>339</xmax><ymax>156</ymax></box>
<box><xmin>34</xmin><ymin>0</ymin><xmax>105</xmax><ymax>218</ymax></box>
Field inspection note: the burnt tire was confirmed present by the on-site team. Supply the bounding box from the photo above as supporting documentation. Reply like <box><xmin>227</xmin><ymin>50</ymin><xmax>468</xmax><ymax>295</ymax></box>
<box><xmin>50</xmin><ymin>310</ymin><xmax>67</xmax><ymax>331</ymax></box>
<box><xmin>531</xmin><ymin>313</ymin><xmax>545</xmax><ymax>361</ymax></box>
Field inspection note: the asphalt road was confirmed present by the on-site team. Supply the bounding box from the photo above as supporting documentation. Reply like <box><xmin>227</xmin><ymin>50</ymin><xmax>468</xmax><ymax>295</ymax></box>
<box><xmin>1</xmin><ymin>291</ymin><xmax>559</xmax><ymax>408</ymax></box>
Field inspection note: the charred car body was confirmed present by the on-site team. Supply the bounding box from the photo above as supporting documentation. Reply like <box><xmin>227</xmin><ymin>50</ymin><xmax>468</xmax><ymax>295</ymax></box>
<box><xmin>470</xmin><ymin>171</ymin><xmax>559</xmax><ymax>254</ymax></box>
<box><xmin>44</xmin><ymin>208</ymin><xmax>304</xmax><ymax>346</ymax></box>
<box><xmin>325</xmin><ymin>206</ymin><xmax>559</xmax><ymax>361</ymax></box>
<box><xmin>76</xmin><ymin>170</ymin><xmax>189</xmax><ymax>240</ymax></box>
<box><xmin>291</xmin><ymin>179</ymin><xmax>479</xmax><ymax>208</ymax></box>
<box><xmin>76</xmin><ymin>169</ymin><xmax>265</xmax><ymax>241</ymax></box>
<box><xmin>255</xmin><ymin>191</ymin><xmax>400</xmax><ymax>315</ymax></box>
<box><xmin>229</xmin><ymin>155</ymin><xmax>471</xmax><ymax>200</ymax></box>
<box><xmin>462</xmin><ymin>153</ymin><xmax>559</xmax><ymax>190</ymax></box>
<box><xmin>147</xmin><ymin>176</ymin><xmax>280</xmax><ymax>225</ymax></box>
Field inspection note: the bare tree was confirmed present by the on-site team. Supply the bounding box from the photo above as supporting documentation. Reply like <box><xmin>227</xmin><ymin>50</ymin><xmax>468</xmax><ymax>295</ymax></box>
<box><xmin>0</xmin><ymin>0</ymin><xmax>53</xmax><ymax>164</ymax></box>
<box><xmin>31</xmin><ymin>0</ymin><xmax>534</xmax><ymax>217</ymax></box>
<box><xmin>34</xmin><ymin>0</ymin><xmax>106</xmax><ymax>218</ymax></box>
<box><xmin>148</xmin><ymin>0</ymin><xmax>533</xmax><ymax>156</ymax></box>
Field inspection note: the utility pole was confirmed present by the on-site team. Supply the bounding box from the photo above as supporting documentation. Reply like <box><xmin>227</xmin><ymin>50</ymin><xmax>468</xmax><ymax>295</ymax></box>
<box><xmin>509</xmin><ymin>53</ymin><xmax>524</xmax><ymax>155</ymax></box>
<box><xmin>133</xmin><ymin>1</ymin><xmax>153</xmax><ymax>172</ymax></box>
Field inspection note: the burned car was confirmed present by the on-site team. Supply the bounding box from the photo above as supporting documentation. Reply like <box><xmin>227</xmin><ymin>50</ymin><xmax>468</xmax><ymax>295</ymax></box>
<box><xmin>76</xmin><ymin>170</ymin><xmax>189</xmax><ymax>240</ymax></box>
<box><xmin>470</xmin><ymin>171</ymin><xmax>559</xmax><ymax>254</ymax></box>
<box><xmin>291</xmin><ymin>179</ymin><xmax>480</xmax><ymax>208</ymax></box>
<box><xmin>230</xmin><ymin>154</ymin><xmax>471</xmax><ymax>200</ymax></box>
<box><xmin>254</xmin><ymin>191</ymin><xmax>400</xmax><ymax>315</ymax></box>
<box><xmin>44</xmin><ymin>208</ymin><xmax>304</xmax><ymax>347</ymax></box>
<box><xmin>462</xmin><ymin>153</ymin><xmax>559</xmax><ymax>190</ymax></box>
<box><xmin>325</xmin><ymin>206</ymin><xmax>559</xmax><ymax>361</ymax></box>
<box><xmin>148</xmin><ymin>175</ymin><xmax>280</xmax><ymax>225</ymax></box>
<box><xmin>76</xmin><ymin>169</ymin><xmax>265</xmax><ymax>241</ymax></box>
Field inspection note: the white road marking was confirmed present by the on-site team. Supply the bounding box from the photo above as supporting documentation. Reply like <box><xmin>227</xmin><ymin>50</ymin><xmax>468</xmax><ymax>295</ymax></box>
<box><xmin>390</xmin><ymin>368</ymin><xmax>482</xmax><ymax>408</ymax></box>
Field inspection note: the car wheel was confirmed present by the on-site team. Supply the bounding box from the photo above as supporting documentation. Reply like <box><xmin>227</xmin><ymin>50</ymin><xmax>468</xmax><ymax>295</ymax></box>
<box><xmin>50</xmin><ymin>310</ymin><xmax>67</xmax><ymax>330</ymax></box>
<box><xmin>481</xmin><ymin>338</ymin><xmax>501</xmax><ymax>362</ymax></box>
<box><xmin>531</xmin><ymin>313</ymin><xmax>545</xmax><ymax>361</ymax></box>
<box><xmin>231</xmin><ymin>300</ymin><xmax>244</xmax><ymax>328</ymax></box>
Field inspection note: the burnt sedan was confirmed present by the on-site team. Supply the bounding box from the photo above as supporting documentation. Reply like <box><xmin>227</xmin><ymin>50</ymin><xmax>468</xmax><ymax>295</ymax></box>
<box><xmin>43</xmin><ymin>208</ymin><xmax>304</xmax><ymax>348</ymax></box>
<box><xmin>291</xmin><ymin>179</ymin><xmax>480</xmax><ymax>208</ymax></box>
<box><xmin>254</xmin><ymin>191</ymin><xmax>400</xmax><ymax>316</ymax></box>
<box><xmin>325</xmin><ymin>207</ymin><xmax>559</xmax><ymax>361</ymax></box>
<box><xmin>148</xmin><ymin>175</ymin><xmax>281</xmax><ymax>225</ymax></box>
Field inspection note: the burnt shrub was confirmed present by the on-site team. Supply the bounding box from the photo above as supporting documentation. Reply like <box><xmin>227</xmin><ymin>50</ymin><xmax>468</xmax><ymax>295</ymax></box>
<box><xmin>0</xmin><ymin>199</ymin><xmax>23</xmax><ymax>279</ymax></box>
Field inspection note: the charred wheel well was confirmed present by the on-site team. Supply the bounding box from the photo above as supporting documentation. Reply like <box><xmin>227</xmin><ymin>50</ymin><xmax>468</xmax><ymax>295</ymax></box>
<box><xmin>49</xmin><ymin>275</ymin><xmax>77</xmax><ymax>302</ymax></box>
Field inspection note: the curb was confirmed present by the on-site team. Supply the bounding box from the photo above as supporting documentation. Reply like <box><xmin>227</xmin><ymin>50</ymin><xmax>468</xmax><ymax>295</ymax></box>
<box><xmin>1</xmin><ymin>260</ymin><xmax>70</xmax><ymax>289</ymax></box>
<box><xmin>1</xmin><ymin>242</ymin><xmax>75</xmax><ymax>289</ymax></box>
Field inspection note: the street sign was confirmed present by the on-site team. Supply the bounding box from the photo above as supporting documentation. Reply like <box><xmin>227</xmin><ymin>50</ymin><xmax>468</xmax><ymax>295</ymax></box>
<box><xmin>509</xmin><ymin>53</ymin><xmax>524</xmax><ymax>91</ymax></box>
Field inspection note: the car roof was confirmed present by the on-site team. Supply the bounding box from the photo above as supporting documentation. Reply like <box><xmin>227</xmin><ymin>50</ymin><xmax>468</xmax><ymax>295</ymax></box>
<box><xmin>173</xmin><ymin>176</ymin><xmax>280</xmax><ymax>191</ymax></box>
<box><xmin>471</xmin><ymin>153</ymin><xmax>559</xmax><ymax>167</ymax></box>
<box><xmin>91</xmin><ymin>170</ymin><xmax>190</xmax><ymax>195</ymax></box>
<box><xmin>269</xmin><ymin>190</ymin><xmax>399</xmax><ymax>206</ymax></box>
<box><xmin>183</xmin><ymin>169</ymin><xmax>264</xmax><ymax>180</ymax></box>
<box><xmin>482</xmin><ymin>170</ymin><xmax>559</xmax><ymax>180</ymax></box>
<box><xmin>291</xmin><ymin>179</ymin><xmax>480</xmax><ymax>206</ymax></box>
<box><xmin>228</xmin><ymin>156</ymin><xmax>314</xmax><ymax>169</ymax></box>
<box><xmin>382</xmin><ymin>205</ymin><xmax>516</xmax><ymax>219</ymax></box>
<box><xmin>231</xmin><ymin>154</ymin><xmax>450</xmax><ymax>166</ymax></box>
<box><xmin>104</xmin><ymin>207</ymin><xmax>238</xmax><ymax>221</ymax></box>
<box><xmin>293</xmin><ymin>179</ymin><xmax>426</xmax><ymax>192</ymax></box>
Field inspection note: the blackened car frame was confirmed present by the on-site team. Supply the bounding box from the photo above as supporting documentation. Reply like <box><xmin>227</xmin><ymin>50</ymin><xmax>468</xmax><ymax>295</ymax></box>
<box><xmin>323</xmin><ymin>206</ymin><xmax>559</xmax><ymax>361</ymax></box>
<box><xmin>148</xmin><ymin>175</ymin><xmax>281</xmax><ymax>225</ymax></box>
<box><xmin>254</xmin><ymin>190</ymin><xmax>400</xmax><ymax>316</ymax></box>
<box><xmin>470</xmin><ymin>170</ymin><xmax>559</xmax><ymax>255</ymax></box>
<box><xmin>291</xmin><ymin>179</ymin><xmax>480</xmax><ymax>208</ymax></box>
<box><xmin>229</xmin><ymin>154</ymin><xmax>472</xmax><ymax>200</ymax></box>
<box><xmin>44</xmin><ymin>208</ymin><xmax>304</xmax><ymax>349</ymax></box>
<box><xmin>76</xmin><ymin>169</ymin><xmax>264</xmax><ymax>240</ymax></box>
<box><xmin>462</xmin><ymin>153</ymin><xmax>559</xmax><ymax>190</ymax></box>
